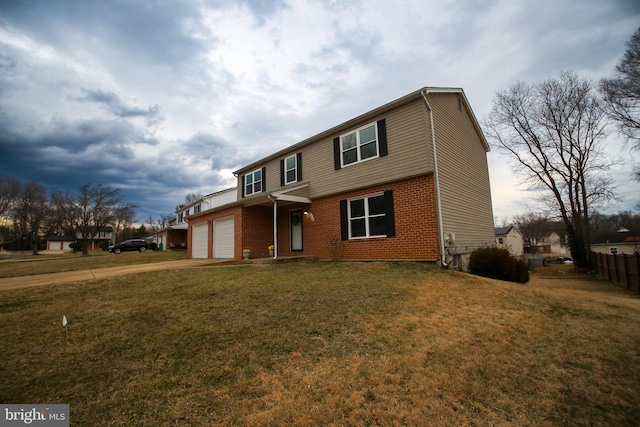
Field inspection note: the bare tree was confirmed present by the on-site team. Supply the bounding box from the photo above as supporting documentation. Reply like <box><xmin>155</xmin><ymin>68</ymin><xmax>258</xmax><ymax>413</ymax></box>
<box><xmin>600</xmin><ymin>28</ymin><xmax>640</xmax><ymax>143</ymax></box>
<box><xmin>600</xmin><ymin>27</ymin><xmax>640</xmax><ymax>180</ymax></box>
<box><xmin>184</xmin><ymin>192</ymin><xmax>203</xmax><ymax>205</ymax></box>
<box><xmin>112</xmin><ymin>204</ymin><xmax>137</xmax><ymax>243</ymax></box>
<box><xmin>512</xmin><ymin>211</ymin><xmax>552</xmax><ymax>254</ymax></box>
<box><xmin>66</xmin><ymin>183</ymin><xmax>137</xmax><ymax>256</ymax></box>
<box><xmin>176</xmin><ymin>192</ymin><xmax>203</xmax><ymax>211</ymax></box>
<box><xmin>157</xmin><ymin>213</ymin><xmax>174</xmax><ymax>230</ymax></box>
<box><xmin>146</xmin><ymin>215</ymin><xmax>157</xmax><ymax>235</ymax></box>
<box><xmin>484</xmin><ymin>71</ymin><xmax>615</xmax><ymax>268</ymax></box>
<box><xmin>0</xmin><ymin>176</ymin><xmax>21</xmax><ymax>217</ymax></box>
<box><xmin>48</xmin><ymin>190</ymin><xmax>75</xmax><ymax>235</ymax></box>
<box><xmin>11</xmin><ymin>181</ymin><xmax>48</xmax><ymax>254</ymax></box>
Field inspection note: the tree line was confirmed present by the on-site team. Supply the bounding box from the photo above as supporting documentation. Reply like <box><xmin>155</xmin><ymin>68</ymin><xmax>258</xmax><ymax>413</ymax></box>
<box><xmin>0</xmin><ymin>179</ymin><xmax>164</xmax><ymax>256</ymax></box>
<box><xmin>485</xmin><ymin>28</ymin><xmax>640</xmax><ymax>268</ymax></box>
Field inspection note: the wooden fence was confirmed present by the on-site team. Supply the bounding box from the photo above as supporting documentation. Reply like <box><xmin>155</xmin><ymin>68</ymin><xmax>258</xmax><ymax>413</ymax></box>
<box><xmin>590</xmin><ymin>251</ymin><xmax>640</xmax><ymax>292</ymax></box>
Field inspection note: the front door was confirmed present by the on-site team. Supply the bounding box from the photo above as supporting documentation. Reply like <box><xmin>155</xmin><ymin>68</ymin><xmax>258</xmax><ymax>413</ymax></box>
<box><xmin>290</xmin><ymin>209</ymin><xmax>303</xmax><ymax>251</ymax></box>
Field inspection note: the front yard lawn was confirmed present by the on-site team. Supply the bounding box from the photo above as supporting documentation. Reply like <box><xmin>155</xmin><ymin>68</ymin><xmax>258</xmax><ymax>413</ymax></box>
<box><xmin>0</xmin><ymin>262</ymin><xmax>638</xmax><ymax>425</ymax></box>
<box><xmin>0</xmin><ymin>250</ymin><xmax>188</xmax><ymax>278</ymax></box>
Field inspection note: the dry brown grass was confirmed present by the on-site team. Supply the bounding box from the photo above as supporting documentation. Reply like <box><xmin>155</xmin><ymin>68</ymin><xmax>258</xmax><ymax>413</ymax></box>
<box><xmin>0</xmin><ymin>261</ymin><xmax>638</xmax><ymax>426</ymax></box>
<box><xmin>0</xmin><ymin>250</ymin><xmax>187</xmax><ymax>278</ymax></box>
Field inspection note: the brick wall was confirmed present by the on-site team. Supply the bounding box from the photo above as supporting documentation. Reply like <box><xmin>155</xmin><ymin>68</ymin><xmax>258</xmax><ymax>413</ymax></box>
<box><xmin>276</xmin><ymin>174</ymin><xmax>440</xmax><ymax>261</ymax></box>
<box><xmin>241</xmin><ymin>205</ymin><xmax>273</xmax><ymax>258</ymax></box>
<box><xmin>188</xmin><ymin>174</ymin><xmax>440</xmax><ymax>261</ymax></box>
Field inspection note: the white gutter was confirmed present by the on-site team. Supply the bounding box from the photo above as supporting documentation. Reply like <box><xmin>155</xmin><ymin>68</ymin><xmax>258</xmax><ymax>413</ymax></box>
<box><xmin>267</xmin><ymin>194</ymin><xmax>278</xmax><ymax>260</ymax></box>
<box><xmin>421</xmin><ymin>90</ymin><xmax>448</xmax><ymax>268</ymax></box>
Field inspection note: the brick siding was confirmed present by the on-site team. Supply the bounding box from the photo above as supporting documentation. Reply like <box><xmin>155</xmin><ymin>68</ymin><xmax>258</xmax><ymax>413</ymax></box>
<box><xmin>303</xmin><ymin>174</ymin><xmax>439</xmax><ymax>260</ymax></box>
<box><xmin>189</xmin><ymin>174</ymin><xmax>440</xmax><ymax>261</ymax></box>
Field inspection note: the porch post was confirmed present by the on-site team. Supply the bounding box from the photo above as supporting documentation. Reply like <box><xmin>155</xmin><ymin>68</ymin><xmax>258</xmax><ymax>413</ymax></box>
<box><xmin>273</xmin><ymin>199</ymin><xmax>278</xmax><ymax>259</ymax></box>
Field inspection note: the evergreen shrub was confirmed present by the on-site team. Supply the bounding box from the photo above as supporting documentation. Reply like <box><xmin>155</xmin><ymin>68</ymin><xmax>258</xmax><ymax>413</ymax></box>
<box><xmin>468</xmin><ymin>247</ymin><xmax>530</xmax><ymax>284</ymax></box>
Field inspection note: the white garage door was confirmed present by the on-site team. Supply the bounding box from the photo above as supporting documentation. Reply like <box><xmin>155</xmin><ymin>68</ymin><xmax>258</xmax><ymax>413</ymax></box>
<box><xmin>50</xmin><ymin>241</ymin><xmax>62</xmax><ymax>250</ymax></box>
<box><xmin>191</xmin><ymin>222</ymin><xmax>209</xmax><ymax>259</ymax></box>
<box><xmin>214</xmin><ymin>217</ymin><xmax>234</xmax><ymax>258</ymax></box>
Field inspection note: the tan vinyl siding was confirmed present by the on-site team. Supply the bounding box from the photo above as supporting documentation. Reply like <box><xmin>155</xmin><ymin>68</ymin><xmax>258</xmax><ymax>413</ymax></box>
<box><xmin>428</xmin><ymin>93</ymin><xmax>495</xmax><ymax>253</ymax></box>
<box><xmin>303</xmin><ymin>99</ymin><xmax>433</xmax><ymax>199</ymax></box>
<box><xmin>237</xmin><ymin>99</ymin><xmax>434</xmax><ymax>201</ymax></box>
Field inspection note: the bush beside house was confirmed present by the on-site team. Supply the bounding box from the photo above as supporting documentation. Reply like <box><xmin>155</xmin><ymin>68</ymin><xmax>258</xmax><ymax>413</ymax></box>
<box><xmin>469</xmin><ymin>247</ymin><xmax>530</xmax><ymax>284</ymax></box>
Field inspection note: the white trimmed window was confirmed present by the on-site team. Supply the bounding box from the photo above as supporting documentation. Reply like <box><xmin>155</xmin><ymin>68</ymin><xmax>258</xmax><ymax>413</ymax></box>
<box><xmin>244</xmin><ymin>169</ymin><xmax>263</xmax><ymax>196</ymax></box>
<box><xmin>340</xmin><ymin>122</ymin><xmax>379</xmax><ymax>167</ymax></box>
<box><xmin>285</xmin><ymin>155</ymin><xmax>297</xmax><ymax>185</ymax></box>
<box><xmin>348</xmin><ymin>193</ymin><xmax>387</xmax><ymax>238</ymax></box>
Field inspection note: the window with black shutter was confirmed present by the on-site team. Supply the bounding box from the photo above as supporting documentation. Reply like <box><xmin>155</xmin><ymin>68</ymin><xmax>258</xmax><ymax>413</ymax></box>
<box><xmin>333</xmin><ymin>119</ymin><xmax>387</xmax><ymax>170</ymax></box>
<box><xmin>340</xmin><ymin>190</ymin><xmax>395</xmax><ymax>240</ymax></box>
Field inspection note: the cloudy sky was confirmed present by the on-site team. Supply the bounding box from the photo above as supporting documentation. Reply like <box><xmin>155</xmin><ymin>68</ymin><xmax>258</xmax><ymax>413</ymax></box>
<box><xmin>0</xmin><ymin>0</ymin><xmax>638</xmax><ymax>223</ymax></box>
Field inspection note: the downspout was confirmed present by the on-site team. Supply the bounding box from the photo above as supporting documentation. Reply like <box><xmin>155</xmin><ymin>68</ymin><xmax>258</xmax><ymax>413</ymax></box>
<box><xmin>267</xmin><ymin>194</ymin><xmax>278</xmax><ymax>260</ymax></box>
<box><xmin>421</xmin><ymin>90</ymin><xmax>448</xmax><ymax>268</ymax></box>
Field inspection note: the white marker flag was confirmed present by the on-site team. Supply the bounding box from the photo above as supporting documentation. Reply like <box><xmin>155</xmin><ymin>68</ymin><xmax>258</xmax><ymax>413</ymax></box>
<box><xmin>62</xmin><ymin>315</ymin><xmax>68</xmax><ymax>327</ymax></box>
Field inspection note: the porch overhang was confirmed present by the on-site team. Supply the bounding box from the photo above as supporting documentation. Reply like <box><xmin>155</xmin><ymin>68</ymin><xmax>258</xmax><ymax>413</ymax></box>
<box><xmin>272</xmin><ymin>194</ymin><xmax>311</xmax><ymax>204</ymax></box>
<box><xmin>242</xmin><ymin>183</ymin><xmax>312</xmax><ymax>207</ymax></box>
<box><xmin>267</xmin><ymin>183</ymin><xmax>311</xmax><ymax>261</ymax></box>
<box><xmin>270</xmin><ymin>183</ymin><xmax>312</xmax><ymax>204</ymax></box>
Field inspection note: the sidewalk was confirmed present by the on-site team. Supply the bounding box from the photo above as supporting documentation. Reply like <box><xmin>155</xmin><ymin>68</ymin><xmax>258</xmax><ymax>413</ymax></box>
<box><xmin>0</xmin><ymin>259</ymin><xmax>233</xmax><ymax>291</ymax></box>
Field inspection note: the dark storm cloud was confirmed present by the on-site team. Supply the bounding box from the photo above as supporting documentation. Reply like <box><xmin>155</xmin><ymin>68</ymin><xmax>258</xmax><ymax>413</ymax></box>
<box><xmin>0</xmin><ymin>0</ymin><xmax>208</xmax><ymax>65</ymax></box>
<box><xmin>0</xmin><ymin>0</ymin><xmax>638</xmax><ymax>222</ymax></box>
<box><xmin>74</xmin><ymin>89</ymin><xmax>164</xmax><ymax>127</ymax></box>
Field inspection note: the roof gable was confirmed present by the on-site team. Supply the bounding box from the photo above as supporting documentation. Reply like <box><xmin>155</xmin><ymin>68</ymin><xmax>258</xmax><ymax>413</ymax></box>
<box><xmin>234</xmin><ymin>87</ymin><xmax>489</xmax><ymax>175</ymax></box>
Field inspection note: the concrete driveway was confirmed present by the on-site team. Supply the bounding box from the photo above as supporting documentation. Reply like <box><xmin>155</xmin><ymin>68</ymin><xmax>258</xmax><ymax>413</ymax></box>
<box><xmin>0</xmin><ymin>259</ymin><xmax>233</xmax><ymax>291</ymax></box>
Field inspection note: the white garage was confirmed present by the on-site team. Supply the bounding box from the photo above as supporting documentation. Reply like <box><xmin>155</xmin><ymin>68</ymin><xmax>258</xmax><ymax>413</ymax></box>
<box><xmin>49</xmin><ymin>241</ymin><xmax>62</xmax><ymax>250</ymax></box>
<box><xmin>191</xmin><ymin>222</ymin><xmax>209</xmax><ymax>259</ymax></box>
<box><xmin>214</xmin><ymin>216</ymin><xmax>234</xmax><ymax>258</ymax></box>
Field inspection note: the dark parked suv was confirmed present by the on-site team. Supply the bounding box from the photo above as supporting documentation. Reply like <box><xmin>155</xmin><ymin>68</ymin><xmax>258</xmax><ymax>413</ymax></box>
<box><xmin>108</xmin><ymin>239</ymin><xmax>149</xmax><ymax>254</ymax></box>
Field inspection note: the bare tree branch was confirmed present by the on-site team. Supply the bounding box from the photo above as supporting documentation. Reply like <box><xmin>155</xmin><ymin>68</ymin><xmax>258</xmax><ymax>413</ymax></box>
<box><xmin>484</xmin><ymin>72</ymin><xmax>615</xmax><ymax>268</ymax></box>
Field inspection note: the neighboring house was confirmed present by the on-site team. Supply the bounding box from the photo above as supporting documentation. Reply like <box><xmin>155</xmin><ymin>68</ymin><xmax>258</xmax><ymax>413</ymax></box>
<box><xmin>591</xmin><ymin>233</ymin><xmax>640</xmax><ymax>255</ymax></box>
<box><xmin>46</xmin><ymin>235</ymin><xmax>76</xmax><ymax>251</ymax></box>
<box><xmin>540</xmin><ymin>232</ymin><xmax>565</xmax><ymax>254</ymax></box>
<box><xmin>524</xmin><ymin>232</ymin><xmax>567</xmax><ymax>255</ymax></box>
<box><xmin>158</xmin><ymin>188</ymin><xmax>237</xmax><ymax>250</ymax></box>
<box><xmin>74</xmin><ymin>226</ymin><xmax>114</xmax><ymax>250</ymax></box>
<box><xmin>186</xmin><ymin>87</ymin><xmax>495</xmax><ymax>269</ymax></box>
<box><xmin>495</xmin><ymin>226</ymin><xmax>524</xmax><ymax>256</ymax></box>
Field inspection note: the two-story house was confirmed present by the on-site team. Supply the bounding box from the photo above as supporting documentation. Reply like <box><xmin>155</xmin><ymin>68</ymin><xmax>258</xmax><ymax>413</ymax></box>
<box><xmin>186</xmin><ymin>87</ymin><xmax>495</xmax><ymax>269</ymax></box>
<box><xmin>159</xmin><ymin>187</ymin><xmax>237</xmax><ymax>251</ymax></box>
<box><xmin>74</xmin><ymin>226</ymin><xmax>114</xmax><ymax>250</ymax></box>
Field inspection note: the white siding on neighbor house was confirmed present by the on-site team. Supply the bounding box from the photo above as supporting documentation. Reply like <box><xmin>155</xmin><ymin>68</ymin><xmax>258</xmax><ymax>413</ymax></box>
<box><xmin>214</xmin><ymin>216</ymin><xmax>234</xmax><ymax>258</ymax></box>
<box><xmin>191</xmin><ymin>223</ymin><xmax>209</xmax><ymax>258</ymax></box>
<box><xmin>205</xmin><ymin>188</ymin><xmax>237</xmax><ymax>210</ymax></box>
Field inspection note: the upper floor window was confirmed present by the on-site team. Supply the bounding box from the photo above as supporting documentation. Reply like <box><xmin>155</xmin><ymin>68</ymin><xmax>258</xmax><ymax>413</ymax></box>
<box><xmin>280</xmin><ymin>153</ymin><xmax>302</xmax><ymax>186</ymax></box>
<box><xmin>498</xmin><ymin>237</ymin><xmax>504</xmax><ymax>245</ymax></box>
<box><xmin>194</xmin><ymin>204</ymin><xmax>201</xmax><ymax>214</ymax></box>
<box><xmin>244</xmin><ymin>168</ymin><xmax>263</xmax><ymax>196</ymax></box>
<box><xmin>333</xmin><ymin>119</ymin><xmax>388</xmax><ymax>170</ymax></box>
<box><xmin>285</xmin><ymin>155</ymin><xmax>297</xmax><ymax>184</ymax></box>
<box><xmin>341</xmin><ymin>122</ymin><xmax>378</xmax><ymax>167</ymax></box>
